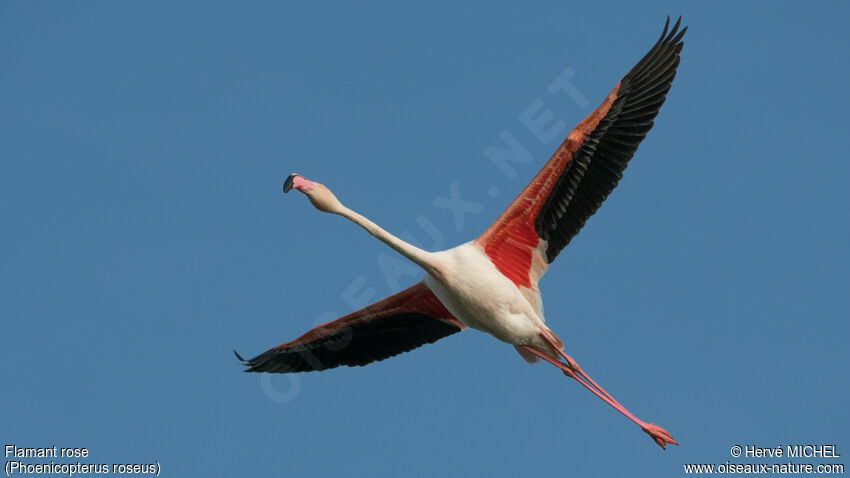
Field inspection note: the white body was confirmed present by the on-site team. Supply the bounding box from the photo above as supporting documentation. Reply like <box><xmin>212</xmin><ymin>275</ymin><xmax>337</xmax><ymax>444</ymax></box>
<box><xmin>297</xmin><ymin>180</ymin><xmax>557</xmax><ymax>354</ymax></box>
<box><xmin>423</xmin><ymin>242</ymin><xmax>548</xmax><ymax>348</ymax></box>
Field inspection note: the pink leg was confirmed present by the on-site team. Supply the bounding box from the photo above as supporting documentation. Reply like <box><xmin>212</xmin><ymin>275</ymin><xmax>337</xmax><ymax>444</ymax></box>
<box><xmin>520</xmin><ymin>346</ymin><xmax>636</xmax><ymax>420</ymax></box>
<box><xmin>523</xmin><ymin>331</ymin><xmax>678</xmax><ymax>449</ymax></box>
<box><xmin>536</xmin><ymin>328</ymin><xmax>636</xmax><ymax>421</ymax></box>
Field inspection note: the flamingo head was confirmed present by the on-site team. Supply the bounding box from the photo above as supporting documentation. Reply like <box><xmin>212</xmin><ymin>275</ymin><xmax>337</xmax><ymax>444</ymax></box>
<box><xmin>283</xmin><ymin>173</ymin><xmax>343</xmax><ymax>213</ymax></box>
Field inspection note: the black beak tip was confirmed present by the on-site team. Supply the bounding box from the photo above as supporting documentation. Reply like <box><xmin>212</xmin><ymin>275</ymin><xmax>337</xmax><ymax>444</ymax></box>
<box><xmin>283</xmin><ymin>174</ymin><xmax>298</xmax><ymax>193</ymax></box>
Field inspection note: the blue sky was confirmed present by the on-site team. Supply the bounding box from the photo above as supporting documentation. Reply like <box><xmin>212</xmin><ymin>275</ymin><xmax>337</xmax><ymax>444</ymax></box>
<box><xmin>2</xmin><ymin>1</ymin><xmax>848</xmax><ymax>476</ymax></box>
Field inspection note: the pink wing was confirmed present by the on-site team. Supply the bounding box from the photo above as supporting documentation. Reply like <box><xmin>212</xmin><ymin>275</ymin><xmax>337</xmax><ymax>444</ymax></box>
<box><xmin>476</xmin><ymin>18</ymin><xmax>686</xmax><ymax>289</ymax></box>
<box><xmin>237</xmin><ymin>282</ymin><xmax>464</xmax><ymax>373</ymax></box>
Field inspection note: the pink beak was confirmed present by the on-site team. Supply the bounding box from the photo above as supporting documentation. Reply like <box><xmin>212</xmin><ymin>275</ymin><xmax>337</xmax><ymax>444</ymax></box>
<box><xmin>283</xmin><ymin>173</ymin><xmax>317</xmax><ymax>194</ymax></box>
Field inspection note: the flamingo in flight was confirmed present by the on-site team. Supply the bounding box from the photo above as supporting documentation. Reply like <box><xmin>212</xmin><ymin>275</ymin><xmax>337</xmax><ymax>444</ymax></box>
<box><xmin>237</xmin><ymin>17</ymin><xmax>686</xmax><ymax>449</ymax></box>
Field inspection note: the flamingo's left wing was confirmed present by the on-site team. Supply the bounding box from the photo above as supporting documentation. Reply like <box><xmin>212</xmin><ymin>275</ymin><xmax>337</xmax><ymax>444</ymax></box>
<box><xmin>236</xmin><ymin>282</ymin><xmax>463</xmax><ymax>373</ymax></box>
<box><xmin>475</xmin><ymin>17</ymin><xmax>686</xmax><ymax>289</ymax></box>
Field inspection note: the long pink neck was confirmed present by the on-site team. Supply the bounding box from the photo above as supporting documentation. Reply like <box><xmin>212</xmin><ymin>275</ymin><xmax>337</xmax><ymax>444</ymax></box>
<box><xmin>335</xmin><ymin>206</ymin><xmax>438</xmax><ymax>275</ymax></box>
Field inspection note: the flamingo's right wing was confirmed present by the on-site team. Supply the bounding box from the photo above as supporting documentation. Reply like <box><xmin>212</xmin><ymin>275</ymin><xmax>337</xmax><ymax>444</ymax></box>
<box><xmin>236</xmin><ymin>282</ymin><xmax>464</xmax><ymax>373</ymax></box>
<box><xmin>475</xmin><ymin>17</ymin><xmax>686</xmax><ymax>289</ymax></box>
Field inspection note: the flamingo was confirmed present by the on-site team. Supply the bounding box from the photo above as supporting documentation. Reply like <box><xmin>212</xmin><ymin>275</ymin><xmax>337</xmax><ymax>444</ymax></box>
<box><xmin>236</xmin><ymin>17</ymin><xmax>686</xmax><ymax>449</ymax></box>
